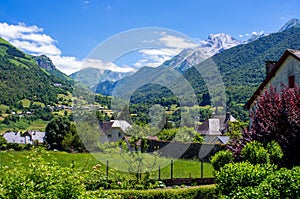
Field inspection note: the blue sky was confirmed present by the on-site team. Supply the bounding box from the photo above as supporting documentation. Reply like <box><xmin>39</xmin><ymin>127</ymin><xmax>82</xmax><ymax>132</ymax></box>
<box><xmin>0</xmin><ymin>0</ymin><xmax>299</xmax><ymax>74</ymax></box>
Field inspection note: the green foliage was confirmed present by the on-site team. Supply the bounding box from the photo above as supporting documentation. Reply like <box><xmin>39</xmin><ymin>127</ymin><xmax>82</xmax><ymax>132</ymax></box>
<box><xmin>210</xmin><ymin>150</ymin><xmax>233</xmax><ymax>171</ymax></box>
<box><xmin>226</xmin><ymin>167</ymin><xmax>300</xmax><ymax>199</ymax></box>
<box><xmin>158</xmin><ymin>127</ymin><xmax>203</xmax><ymax>143</ymax></box>
<box><xmin>266</xmin><ymin>141</ymin><xmax>283</xmax><ymax>164</ymax></box>
<box><xmin>0</xmin><ymin>148</ymin><xmax>86</xmax><ymax>198</ymax></box>
<box><xmin>225</xmin><ymin>121</ymin><xmax>244</xmax><ymax>139</ymax></box>
<box><xmin>241</xmin><ymin>141</ymin><xmax>270</xmax><ymax>164</ymax></box>
<box><xmin>215</xmin><ymin>162</ymin><xmax>276</xmax><ymax>197</ymax></box>
<box><xmin>0</xmin><ymin>136</ymin><xmax>7</xmax><ymax>150</ymax></box>
<box><xmin>90</xmin><ymin>185</ymin><xmax>218</xmax><ymax>199</ymax></box>
<box><xmin>157</xmin><ymin>128</ymin><xmax>177</xmax><ymax>140</ymax></box>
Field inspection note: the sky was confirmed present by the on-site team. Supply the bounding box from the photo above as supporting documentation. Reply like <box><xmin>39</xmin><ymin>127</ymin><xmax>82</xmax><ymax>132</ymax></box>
<box><xmin>0</xmin><ymin>0</ymin><xmax>299</xmax><ymax>75</ymax></box>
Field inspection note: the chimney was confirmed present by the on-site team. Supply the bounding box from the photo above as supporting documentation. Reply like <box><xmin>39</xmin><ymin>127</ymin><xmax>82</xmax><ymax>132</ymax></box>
<box><xmin>265</xmin><ymin>61</ymin><xmax>277</xmax><ymax>76</ymax></box>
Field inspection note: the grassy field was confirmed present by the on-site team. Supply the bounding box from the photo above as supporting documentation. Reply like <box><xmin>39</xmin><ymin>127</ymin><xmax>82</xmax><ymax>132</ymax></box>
<box><xmin>0</xmin><ymin>150</ymin><xmax>214</xmax><ymax>179</ymax></box>
<box><xmin>0</xmin><ymin>119</ymin><xmax>48</xmax><ymax>135</ymax></box>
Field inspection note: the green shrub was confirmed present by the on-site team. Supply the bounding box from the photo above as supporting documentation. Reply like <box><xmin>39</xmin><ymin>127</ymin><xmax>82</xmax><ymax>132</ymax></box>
<box><xmin>210</xmin><ymin>150</ymin><xmax>233</xmax><ymax>171</ymax></box>
<box><xmin>215</xmin><ymin>162</ymin><xmax>276</xmax><ymax>197</ymax></box>
<box><xmin>90</xmin><ymin>185</ymin><xmax>218</xmax><ymax>199</ymax></box>
<box><xmin>258</xmin><ymin>167</ymin><xmax>300</xmax><ymax>198</ymax></box>
<box><xmin>266</xmin><ymin>141</ymin><xmax>283</xmax><ymax>164</ymax></box>
<box><xmin>241</xmin><ymin>141</ymin><xmax>270</xmax><ymax>164</ymax></box>
<box><xmin>228</xmin><ymin>167</ymin><xmax>300</xmax><ymax>199</ymax></box>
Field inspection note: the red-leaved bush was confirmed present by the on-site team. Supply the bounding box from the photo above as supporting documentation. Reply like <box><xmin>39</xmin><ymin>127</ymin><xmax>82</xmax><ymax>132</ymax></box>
<box><xmin>228</xmin><ymin>84</ymin><xmax>300</xmax><ymax>167</ymax></box>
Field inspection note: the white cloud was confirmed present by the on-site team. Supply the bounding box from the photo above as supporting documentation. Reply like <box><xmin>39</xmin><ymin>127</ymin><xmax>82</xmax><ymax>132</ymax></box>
<box><xmin>134</xmin><ymin>33</ymin><xmax>198</xmax><ymax>68</ymax></box>
<box><xmin>49</xmin><ymin>55</ymin><xmax>82</xmax><ymax>75</ymax></box>
<box><xmin>239</xmin><ymin>34</ymin><xmax>243</xmax><ymax>38</ymax></box>
<box><xmin>0</xmin><ymin>22</ymin><xmax>58</xmax><ymax>54</ymax></box>
<box><xmin>81</xmin><ymin>58</ymin><xmax>135</xmax><ymax>73</ymax></box>
<box><xmin>10</xmin><ymin>39</ymin><xmax>61</xmax><ymax>55</ymax></box>
<box><xmin>134</xmin><ymin>48</ymin><xmax>180</xmax><ymax>68</ymax></box>
<box><xmin>281</xmin><ymin>16</ymin><xmax>285</xmax><ymax>20</ymax></box>
<box><xmin>159</xmin><ymin>35</ymin><xmax>198</xmax><ymax>49</ymax></box>
<box><xmin>0</xmin><ymin>22</ymin><xmax>134</xmax><ymax>75</ymax></box>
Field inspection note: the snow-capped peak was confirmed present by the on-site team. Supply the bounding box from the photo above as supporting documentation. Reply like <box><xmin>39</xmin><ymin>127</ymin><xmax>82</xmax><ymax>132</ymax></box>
<box><xmin>279</xmin><ymin>18</ymin><xmax>300</xmax><ymax>32</ymax></box>
<box><xmin>244</xmin><ymin>31</ymin><xmax>265</xmax><ymax>43</ymax></box>
<box><xmin>202</xmin><ymin>33</ymin><xmax>241</xmax><ymax>49</ymax></box>
<box><xmin>164</xmin><ymin>33</ymin><xmax>241</xmax><ymax>72</ymax></box>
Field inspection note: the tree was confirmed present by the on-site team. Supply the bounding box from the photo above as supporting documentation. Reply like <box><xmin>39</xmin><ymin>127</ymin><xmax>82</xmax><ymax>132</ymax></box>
<box><xmin>61</xmin><ymin>122</ymin><xmax>85</xmax><ymax>152</ymax></box>
<box><xmin>45</xmin><ymin>116</ymin><xmax>71</xmax><ymax>150</ymax></box>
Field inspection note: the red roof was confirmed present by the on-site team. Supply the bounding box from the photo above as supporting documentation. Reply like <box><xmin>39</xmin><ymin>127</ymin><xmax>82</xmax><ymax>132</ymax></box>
<box><xmin>245</xmin><ymin>49</ymin><xmax>300</xmax><ymax>109</ymax></box>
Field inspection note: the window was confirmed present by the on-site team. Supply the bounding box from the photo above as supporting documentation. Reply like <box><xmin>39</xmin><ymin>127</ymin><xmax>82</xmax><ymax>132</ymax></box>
<box><xmin>118</xmin><ymin>132</ymin><xmax>122</xmax><ymax>137</ymax></box>
<box><xmin>289</xmin><ymin>75</ymin><xmax>295</xmax><ymax>88</ymax></box>
<box><xmin>107</xmin><ymin>133</ymin><xmax>112</xmax><ymax>138</ymax></box>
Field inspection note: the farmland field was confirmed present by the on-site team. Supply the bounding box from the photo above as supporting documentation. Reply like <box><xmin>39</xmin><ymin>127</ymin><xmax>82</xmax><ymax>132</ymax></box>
<box><xmin>0</xmin><ymin>150</ymin><xmax>214</xmax><ymax>179</ymax></box>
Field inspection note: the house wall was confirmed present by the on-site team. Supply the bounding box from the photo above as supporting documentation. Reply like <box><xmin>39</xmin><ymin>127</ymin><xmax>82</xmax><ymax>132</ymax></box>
<box><xmin>249</xmin><ymin>55</ymin><xmax>300</xmax><ymax>113</ymax></box>
<box><xmin>265</xmin><ymin>56</ymin><xmax>300</xmax><ymax>90</ymax></box>
<box><xmin>108</xmin><ymin>128</ymin><xmax>124</xmax><ymax>142</ymax></box>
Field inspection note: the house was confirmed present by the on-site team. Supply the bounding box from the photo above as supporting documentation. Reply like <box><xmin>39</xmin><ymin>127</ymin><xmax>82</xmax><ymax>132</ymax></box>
<box><xmin>100</xmin><ymin>120</ymin><xmax>132</xmax><ymax>142</ymax></box>
<box><xmin>196</xmin><ymin>112</ymin><xmax>236</xmax><ymax>144</ymax></box>
<box><xmin>196</xmin><ymin>112</ymin><xmax>237</xmax><ymax>136</ymax></box>
<box><xmin>3</xmin><ymin>132</ymin><xmax>31</xmax><ymax>144</ymax></box>
<box><xmin>24</xmin><ymin>130</ymin><xmax>45</xmax><ymax>144</ymax></box>
<box><xmin>3</xmin><ymin>130</ymin><xmax>45</xmax><ymax>145</ymax></box>
<box><xmin>245</xmin><ymin>49</ymin><xmax>300</xmax><ymax>110</ymax></box>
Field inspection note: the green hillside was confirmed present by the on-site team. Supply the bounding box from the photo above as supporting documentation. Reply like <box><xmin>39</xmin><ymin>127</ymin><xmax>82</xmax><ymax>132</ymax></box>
<box><xmin>0</xmin><ymin>38</ymin><xmax>72</xmax><ymax>106</ymax></box>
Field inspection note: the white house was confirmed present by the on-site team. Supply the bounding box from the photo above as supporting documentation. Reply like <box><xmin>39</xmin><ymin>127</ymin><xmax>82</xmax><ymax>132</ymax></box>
<box><xmin>3</xmin><ymin>130</ymin><xmax>45</xmax><ymax>145</ymax></box>
<box><xmin>100</xmin><ymin>120</ymin><xmax>132</xmax><ymax>142</ymax></box>
<box><xmin>245</xmin><ymin>49</ymin><xmax>300</xmax><ymax>110</ymax></box>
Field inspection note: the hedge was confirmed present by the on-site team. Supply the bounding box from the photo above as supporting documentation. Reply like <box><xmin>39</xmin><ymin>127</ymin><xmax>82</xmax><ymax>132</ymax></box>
<box><xmin>88</xmin><ymin>184</ymin><xmax>218</xmax><ymax>199</ymax></box>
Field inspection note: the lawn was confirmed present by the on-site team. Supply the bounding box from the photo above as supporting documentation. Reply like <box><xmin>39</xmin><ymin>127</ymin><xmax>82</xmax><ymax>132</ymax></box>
<box><xmin>0</xmin><ymin>104</ymin><xmax>9</xmax><ymax>112</ymax></box>
<box><xmin>19</xmin><ymin>99</ymin><xmax>31</xmax><ymax>108</ymax></box>
<box><xmin>0</xmin><ymin>150</ymin><xmax>214</xmax><ymax>179</ymax></box>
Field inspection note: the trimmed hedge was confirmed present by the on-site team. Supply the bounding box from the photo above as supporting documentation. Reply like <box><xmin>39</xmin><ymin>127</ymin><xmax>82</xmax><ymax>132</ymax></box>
<box><xmin>88</xmin><ymin>185</ymin><xmax>218</xmax><ymax>199</ymax></box>
<box><xmin>215</xmin><ymin>162</ymin><xmax>276</xmax><ymax>196</ymax></box>
<box><xmin>210</xmin><ymin>150</ymin><xmax>233</xmax><ymax>171</ymax></box>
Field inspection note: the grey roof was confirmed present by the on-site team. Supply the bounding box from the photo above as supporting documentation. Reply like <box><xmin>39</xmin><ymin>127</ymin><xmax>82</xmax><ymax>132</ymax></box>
<box><xmin>197</xmin><ymin>113</ymin><xmax>237</xmax><ymax>135</ymax></box>
<box><xmin>3</xmin><ymin>132</ymin><xmax>31</xmax><ymax>144</ymax></box>
<box><xmin>3</xmin><ymin>131</ymin><xmax>45</xmax><ymax>144</ymax></box>
<box><xmin>111</xmin><ymin>120</ymin><xmax>132</xmax><ymax>133</ymax></box>
<box><xmin>217</xmin><ymin>136</ymin><xmax>230</xmax><ymax>144</ymax></box>
<box><xmin>28</xmin><ymin>130</ymin><xmax>45</xmax><ymax>143</ymax></box>
<box><xmin>202</xmin><ymin>135</ymin><xmax>230</xmax><ymax>144</ymax></box>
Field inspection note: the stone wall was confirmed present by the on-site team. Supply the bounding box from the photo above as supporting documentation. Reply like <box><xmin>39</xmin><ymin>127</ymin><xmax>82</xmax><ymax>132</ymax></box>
<box><xmin>146</xmin><ymin>140</ymin><xmax>225</xmax><ymax>161</ymax></box>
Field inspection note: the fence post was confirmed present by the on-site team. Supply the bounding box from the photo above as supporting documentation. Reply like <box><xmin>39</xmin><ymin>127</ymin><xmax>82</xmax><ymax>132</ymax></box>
<box><xmin>200</xmin><ymin>159</ymin><xmax>203</xmax><ymax>179</ymax></box>
<box><xmin>158</xmin><ymin>166</ymin><xmax>161</xmax><ymax>180</ymax></box>
<box><xmin>106</xmin><ymin>160</ymin><xmax>109</xmax><ymax>178</ymax></box>
<box><xmin>171</xmin><ymin>160</ymin><xmax>173</xmax><ymax>179</ymax></box>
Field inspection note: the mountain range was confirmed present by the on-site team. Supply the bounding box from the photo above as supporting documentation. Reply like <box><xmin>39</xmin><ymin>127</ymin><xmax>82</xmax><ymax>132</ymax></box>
<box><xmin>70</xmin><ymin>67</ymin><xmax>132</xmax><ymax>89</ymax></box>
<box><xmin>1</xmin><ymin>18</ymin><xmax>300</xmax><ymax>121</ymax></box>
<box><xmin>89</xmin><ymin>18</ymin><xmax>300</xmax><ymax>122</ymax></box>
<box><xmin>75</xmin><ymin>19</ymin><xmax>298</xmax><ymax>85</ymax></box>
<box><xmin>94</xmin><ymin>18</ymin><xmax>300</xmax><ymax>97</ymax></box>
